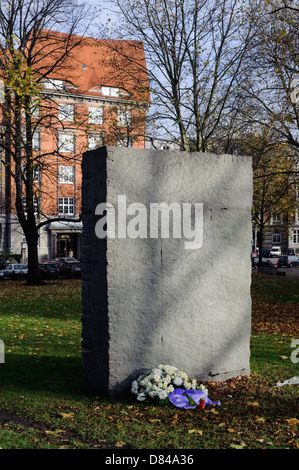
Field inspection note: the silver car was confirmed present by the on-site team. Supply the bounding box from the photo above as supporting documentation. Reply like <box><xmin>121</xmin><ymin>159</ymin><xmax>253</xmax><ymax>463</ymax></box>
<box><xmin>2</xmin><ymin>263</ymin><xmax>28</xmax><ymax>279</ymax></box>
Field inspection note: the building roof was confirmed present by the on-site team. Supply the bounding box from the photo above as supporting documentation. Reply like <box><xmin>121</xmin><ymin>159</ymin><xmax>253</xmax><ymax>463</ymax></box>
<box><xmin>31</xmin><ymin>30</ymin><xmax>150</xmax><ymax>103</ymax></box>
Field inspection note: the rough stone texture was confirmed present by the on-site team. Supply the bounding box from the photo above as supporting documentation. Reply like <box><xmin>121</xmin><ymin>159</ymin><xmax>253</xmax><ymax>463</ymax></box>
<box><xmin>81</xmin><ymin>146</ymin><xmax>253</xmax><ymax>397</ymax></box>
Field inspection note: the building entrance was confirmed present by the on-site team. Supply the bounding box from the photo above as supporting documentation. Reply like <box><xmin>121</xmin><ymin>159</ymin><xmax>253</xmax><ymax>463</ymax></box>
<box><xmin>57</xmin><ymin>233</ymin><xmax>79</xmax><ymax>259</ymax></box>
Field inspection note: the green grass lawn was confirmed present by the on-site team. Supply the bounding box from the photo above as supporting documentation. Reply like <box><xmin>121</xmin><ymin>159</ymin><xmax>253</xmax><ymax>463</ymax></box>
<box><xmin>0</xmin><ymin>274</ymin><xmax>298</xmax><ymax>450</ymax></box>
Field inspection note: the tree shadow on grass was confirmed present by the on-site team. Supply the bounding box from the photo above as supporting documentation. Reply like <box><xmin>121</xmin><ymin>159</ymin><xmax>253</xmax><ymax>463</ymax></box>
<box><xmin>0</xmin><ymin>353</ymin><xmax>85</xmax><ymax>399</ymax></box>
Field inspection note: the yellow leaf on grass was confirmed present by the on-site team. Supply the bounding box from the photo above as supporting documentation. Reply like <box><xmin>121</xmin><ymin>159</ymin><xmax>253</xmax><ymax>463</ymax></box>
<box><xmin>188</xmin><ymin>429</ymin><xmax>203</xmax><ymax>436</ymax></box>
<box><xmin>59</xmin><ymin>412</ymin><xmax>74</xmax><ymax>419</ymax></box>
<box><xmin>227</xmin><ymin>428</ymin><xmax>235</xmax><ymax>433</ymax></box>
<box><xmin>280</xmin><ymin>356</ymin><xmax>288</xmax><ymax>360</ymax></box>
<box><xmin>286</xmin><ymin>418</ymin><xmax>299</xmax><ymax>426</ymax></box>
<box><xmin>254</xmin><ymin>417</ymin><xmax>265</xmax><ymax>423</ymax></box>
<box><xmin>247</xmin><ymin>401</ymin><xmax>259</xmax><ymax>407</ymax></box>
<box><xmin>230</xmin><ymin>443</ymin><xmax>246</xmax><ymax>449</ymax></box>
<box><xmin>115</xmin><ymin>441</ymin><xmax>127</xmax><ymax>447</ymax></box>
<box><xmin>205</xmin><ymin>408</ymin><xmax>219</xmax><ymax>415</ymax></box>
<box><xmin>45</xmin><ymin>429</ymin><xmax>65</xmax><ymax>435</ymax></box>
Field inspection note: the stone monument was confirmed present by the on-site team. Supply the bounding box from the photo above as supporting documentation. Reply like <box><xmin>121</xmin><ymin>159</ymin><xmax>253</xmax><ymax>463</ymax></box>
<box><xmin>81</xmin><ymin>146</ymin><xmax>252</xmax><ymax>397</ymax></box>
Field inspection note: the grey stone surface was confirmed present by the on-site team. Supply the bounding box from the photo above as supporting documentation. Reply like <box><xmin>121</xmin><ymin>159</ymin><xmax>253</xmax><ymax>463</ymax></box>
<box><xmin>81</xmin><ymin>146</ymin><xmax>253</xmax><ymax>397</ymax></box>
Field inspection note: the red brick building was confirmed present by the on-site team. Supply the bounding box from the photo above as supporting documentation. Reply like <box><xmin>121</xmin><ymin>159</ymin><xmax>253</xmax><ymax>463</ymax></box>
<box><xmin>0</xmin><ymin>33</ymin><xmax>149</xmax><ymax>261</ymax></box>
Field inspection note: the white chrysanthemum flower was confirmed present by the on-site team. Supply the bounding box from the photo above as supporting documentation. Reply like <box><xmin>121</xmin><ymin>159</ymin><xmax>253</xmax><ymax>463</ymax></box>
<box><xmin>177</xmin><ymin>371</ymin><xmax>188</xmax><ymax>379</ymax></box>
<box><xmin>184</xmin><ymin>380</ymin><xmax>192</xmax><ymax>390</ymax></box>
<box><xmin>137</xmin><ymin>392</ymin><xmax>146</xmax><ymax>401</ymax></box>
<box><xmin>132</xmin><ymin>365</ymin><xmax>208</xmax><ymax>402</ymax></box>
<box><xmin>158</xmin><ymin>389</ymin><xmax>168</xmax><ymax>400</ymax></box>
<box><xmin>191</xmin><ymin>379</ymin><xmax>198</xmax><ymax>389</ymax></box>
<box><xmin>173</xmin><ymin>376</ymin><xmax>183</xmax><ymax>386</ymax></box>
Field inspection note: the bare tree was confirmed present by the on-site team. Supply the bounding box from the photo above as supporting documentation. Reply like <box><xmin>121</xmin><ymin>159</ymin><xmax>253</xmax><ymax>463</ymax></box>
<box><xmin>105</xmin><ymin>0</ymin><xmax>258</xmax><ymax>151</ymax></box>
<box><xmin>0</xmin><ymin>0</ymin><xmax>92</xmax><ymax>285</ymax></box>
<box><xmin>235</xmin><ymin>0</ymin><xmax>299</xmax><ymax>153</ymax></box>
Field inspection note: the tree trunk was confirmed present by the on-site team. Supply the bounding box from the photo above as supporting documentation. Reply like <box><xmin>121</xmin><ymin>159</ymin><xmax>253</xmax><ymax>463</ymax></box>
<box><xmin>25</xmin><ymin>226</ymin><xmax>42</xmax><ymax>285</ymax></box>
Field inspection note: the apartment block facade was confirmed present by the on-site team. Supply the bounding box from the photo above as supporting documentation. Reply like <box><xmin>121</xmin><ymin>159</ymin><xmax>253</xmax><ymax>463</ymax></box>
<box><xmin>0</xmin><ymin>34</ymin><xmax>149</xmax><ymax>262</ymax></box>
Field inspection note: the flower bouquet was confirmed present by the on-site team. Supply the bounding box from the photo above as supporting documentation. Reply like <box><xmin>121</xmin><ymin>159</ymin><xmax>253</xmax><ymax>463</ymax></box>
<box><xmin>131</xmin><ymin>364</ymin><xmax>208</xmax><ymax>403</ymax></box>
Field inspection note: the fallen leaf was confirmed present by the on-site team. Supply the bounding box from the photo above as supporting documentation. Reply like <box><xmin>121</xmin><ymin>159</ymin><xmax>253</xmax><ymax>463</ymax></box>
<box><xmin>45</xmin><ymin>429</ymin><xmax>65</xmax><ymax>435</ymax></box>
<box><xmin>227</xmin><ymin>428</ymin><xmax>235</xmax><ymax>433</ymax></box>
<box><xmin>247</xmin><ymin>401</ymin><xmax>259</xmax><ymax>407</ymax></box>
<box><xmin>286</xmin><ymin>418</ymin><xmax>299</xmax><ymax>426</ymax></box>
<box><xmin>115</xmin><ymin>441</ymin><xmax>127</xmax><ymax>447</ymax></box>
<box><xmin>230</xmin><ymin>443</ymin><xmax>246</xmax><ymax>449</ymax></box>
<box><xmin>205</xmin><ymin>408</ymin><xmax>219</xmax><ymax>414</ymax></box>
<box><xmin>254</xmin><ymin>417</ymin><xmax>265</xmax><ymax>423</ymax></box>
<box><xmin>279</xmin><ymin>356</ymin><xmax>288</xmax><ymax>360</ymax></box>
<box><xmin>59</xmin><ymin>412</ymin><xmax>74</xmax><ymax>419</ymax></box>
<box><xmin>188</xmin><ymin>429</ymin><xmax>203</xmax><ymax>436</ymax></box>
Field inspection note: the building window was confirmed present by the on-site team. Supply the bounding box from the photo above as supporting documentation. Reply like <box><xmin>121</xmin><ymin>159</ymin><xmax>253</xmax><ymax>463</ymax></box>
<box><xmin>271</xmin><ymin>213</ymin><xmax>281</xmax><ymax>224</ymax></box>
<box><xmin>23</xmin><ymin>196</ymin><xmax>39</xmax><ymax>215</ymax></box>
<box><xmin>58</xmin><ymin>197</ymin><xmax>74</xmax><ymax>215</ymax></box>
<box><xmin>101</xmin><ymin>86</ymin><xmax>126</xmax><ymax>97</ymax></box>
<box><xmin>58</xmin><ymin>103</ymin><xmax>75</xmax><ymax>122</ymax></box>
<box><xmin>88</xmin><ymin>133</ymin><xmax>103</xmax><ymax>150</ymax></box>
<box><xmin>117</xmin><ymin>109</ymin><xmax>131</xmax><ymax>127</ymax></box>
<box><xmin>117</xmin><ymin>136</ymin><xmax>133</xmax><ymax>147</ymax></box>
<box><xmin>293</xmin><ymin>229</ymin><xmax>299</xmax><ymax>244</ymax></box>
<box><xmin>58</xmin><ymin>165</ymin><xmax>75</xmax><ymax>184</ymax></box>
<box><xmin>272</xmin><ymin>231</ymin><xmax>281</xmax><ymax>243</ymax></box>
<box><xmin>33</xmin><ymin>165</ymin><xmax>41</xmax><ymax>182</ymax></box>
<box><xmin>44</xmin><ymin>78</ymin><xmax>65</xmax><ymax>90</ymax></box>
<box><xmin>88</xmin><ymin>107</ymin><xmax>103</xmax><ymax>125</ymax></box>
<box><xmin>32</xmin><ymin>131</ymin><xmax>40</xmax><ymax>151</ymax></box>
<box><xmin>22</xmin><ymin>130</ymin><xmax>40</xmax><ymax>151</ymax></box>
<box><xmin>58</xmin><ymin>131</ymin><xmax>76</xmax><ymax>153</ymax></box>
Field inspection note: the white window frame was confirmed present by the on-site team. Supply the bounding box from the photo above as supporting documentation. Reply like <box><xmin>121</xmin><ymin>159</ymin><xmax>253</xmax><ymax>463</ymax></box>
<box><xmin>117</xmin><ymin>136</ymin><xmax>133</xmax><ymax>147</ymax></box>
<box><xmin>88</xmin><ymin>107</ymin><xmax>104</xmax><ymax>125</ymax></box>
<box><xmin>117</xmin><ymin>109</ymin><xmax>131</xmax><ymax>127</ymax></box>
<box><xmin>33</xmin><ymin>164</ymin><xmax>41</xmax><ymax>182</ymax></box>
<box><xmin>58</xmin><ymin>197</ymin><xmax>75</xmax><ymax>215</ymax></box>
<box><xmin>271</xmin><ymin>213</ymin><xmax>281</xmax><ymax>224</ymax></box>
<box><xmin>58</xmin><ymin>131</ymin><xmax>76</xmax><ymax>153</ymax></box>
<box><xmin>22</xmin><ymin>129</ymin><xmax>40</xmax><ymax>151</ymax></box>
<box><xmin>293</xmin><ymin>229</ymin><xmax>299</xmax><ymax>244</ymax></box>
<box><xmin>88</xmin><ymin>133</ymin><xmax>103</xmax><ymax>150</ymax></box>
<box><xmin>272</xmin><ymin>232</ymin><xmax>281</xmax><ymax>243</ymax></box>
<box><xmin>58</xmin><ymin>165</ymin><xmax>75</xmax><ymax>184</ymax></box>
<box><xmin>32</xmin><ymin>131</ymin><xmax>41</xmax><ymax>151</ymax></box>
<box><xmin>101</xmin><ymin>86</ymin><xmax>125</xmax><ymax>97</ymax></box>
<box><xmin>23</xmin><ymin>196</ymin><xmax>39</xmax><ymax>215</ymax></box>
<box><xmin>58</xmin><ymin>103</ymin><xmax>75</xmax><ymax>122</ymax></box>
<box><xmin>44</xmin><ymin>78</ymin><xmax>65</xmax><ymax>90</ymax></box>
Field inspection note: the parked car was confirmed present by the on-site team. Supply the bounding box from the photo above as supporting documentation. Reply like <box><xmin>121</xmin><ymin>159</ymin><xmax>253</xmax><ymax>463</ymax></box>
<box><xmin>56</xmin><ymin>257</ymin><xmax>77</xmax><ymax>267</ymax></box>
<box><xmin>252</xmin><ymin>257</ymin><xmax>275</xmax><ymax>268</ymax></box>
<box><xmin>59</xmin><ymin>261</ymin><xmax>81</xmax><ymax>278</ymax></box>
<box><xmin>277</xmin><ymin>255</ymin><xmax>299</xmax><ymax>268</ymax></box>
<box><xmin>262</xmin><ymin>249</ymin><xmax>270</xmax><ymax>257</ymax></box>
<box><xmin>269</xmin><ymin>246</ymin><xmax>281</xmax><ymax>257</ymax></box>
<box><xmin>0</xmin><ymin>270</ymin><xmax>4</xmax><ymax>281</ymax></box>
<box><xmin>39</xmin><ymin>262</ymin><xmax>59</xmax><ymax>279</ymax></box>
<box><xmin>287</xmin><ymin>248</ymin><xmax>296</xmax><ymax>256</ymax></box>
<box><xmin>2</xmin><ymin>263</ymin><xmax>28</xmax><ymax>279</ymax></box>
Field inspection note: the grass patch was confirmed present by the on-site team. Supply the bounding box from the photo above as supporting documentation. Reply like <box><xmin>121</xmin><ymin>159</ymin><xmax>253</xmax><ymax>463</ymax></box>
<box><xmin>0</xmin><ymin>275</ymin><xmax>298</xmax><ymax>450</ymax></box>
